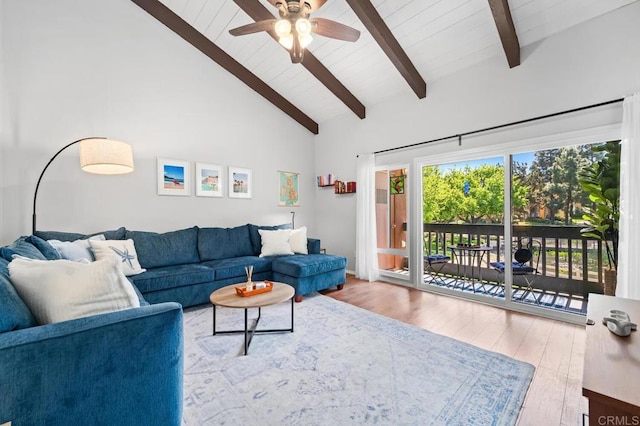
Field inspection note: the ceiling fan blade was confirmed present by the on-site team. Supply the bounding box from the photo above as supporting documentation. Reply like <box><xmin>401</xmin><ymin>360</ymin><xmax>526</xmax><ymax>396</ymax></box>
<box><xmin>311</xmin><ymin>18</ymin><xmax>360</xmax><ymax>42</ymax></box>
<box><xmin>229</xmin><ymin>19</ymin><xmax>277</xmax><ymax>36</ymax></box>
<box><xmin>306</xmin><ymin>0</ymin><xmax>328</xmax><ymax>12</ymax></box>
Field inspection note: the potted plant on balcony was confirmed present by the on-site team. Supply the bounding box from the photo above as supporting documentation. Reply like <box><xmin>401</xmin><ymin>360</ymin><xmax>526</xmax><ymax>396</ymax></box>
<box><xmin>578</xmin><ymin>140</ymin><xmax>620</xmax><ymax>296</ymax></box>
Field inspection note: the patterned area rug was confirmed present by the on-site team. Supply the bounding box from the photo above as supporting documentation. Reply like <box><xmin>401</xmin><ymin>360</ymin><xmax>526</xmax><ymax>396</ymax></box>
<box><xmin>182</xmin><ymin>294</ymin><xmax>534</xmax><ymax>425</ymax></box>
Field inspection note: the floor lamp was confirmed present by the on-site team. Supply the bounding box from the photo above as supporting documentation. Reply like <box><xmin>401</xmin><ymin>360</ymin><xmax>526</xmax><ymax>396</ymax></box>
<box><xmin>32</xmin><ymin>137</ymin><xmax>135</xmax><ymax>234</ymax></box>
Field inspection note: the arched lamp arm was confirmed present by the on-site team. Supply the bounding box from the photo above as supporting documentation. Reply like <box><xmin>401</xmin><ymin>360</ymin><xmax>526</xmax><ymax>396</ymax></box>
<box><xmin>31</xmin><ymin>137</ymin><xmax>105</xmax><ymax>234</ymax></box>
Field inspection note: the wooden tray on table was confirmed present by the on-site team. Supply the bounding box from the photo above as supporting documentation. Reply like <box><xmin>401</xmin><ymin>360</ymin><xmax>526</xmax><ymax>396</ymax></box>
<box><xmin>235</xmin><ymin>281</ymin><xmax>274</xmax><ymax>297</ymax></box>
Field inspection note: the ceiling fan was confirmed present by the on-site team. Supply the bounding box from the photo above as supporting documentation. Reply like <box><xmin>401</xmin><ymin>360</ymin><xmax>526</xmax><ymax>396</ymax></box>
<box><xmin>229</xmin><ymin>0</ymin><xmax>361</xmax><ymax>63</ymax></box>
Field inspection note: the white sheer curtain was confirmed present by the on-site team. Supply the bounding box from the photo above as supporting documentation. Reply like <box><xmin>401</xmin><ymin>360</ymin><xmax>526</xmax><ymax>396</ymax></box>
<box><xmin>355</xmin><ymin>153</ymin><xmax>379</xmax><ymax>281</ymax></box>
<box><xmin>617</xmin><ymin>92</ymin><xmax>640</xmax><ymax>299</ymax></box>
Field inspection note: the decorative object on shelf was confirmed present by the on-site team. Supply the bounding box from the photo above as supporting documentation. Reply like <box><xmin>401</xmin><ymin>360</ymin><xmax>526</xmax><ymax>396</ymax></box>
<box><xmin>195</xmin><ymin>163</ymin><xmax>223</xmax><ymax>197</ymax></box>
<box><xmin>32</xmin><ymin>137</ymin><xmax>134</xmax><ymax>234</ymax></box>
<box><xmin>317</xmin><ymin>173</ymin><xmax>336</xmax><ymax>187</ymax></box>
<box><xmin>228</xmin><ymin>167</ymin><xmax>252</xmax><ymax>199</ymax></box>
<box><xmin>278</xmin><ymin>171</ymin><xmax>299</xmax><ymax>207</ymax></box>
<box><xmin>602</xmin><ymin>309</ymin><xmax>637</xmax><ymax>337</ymax></box>
<box><xmin>334</xmin><ymin>180</ymin><xmax>356</xmax><ymax>194</ymax></box>
<box><xmin>157</xmin><ymin>158</ymin><xmax>190</xmax><ymax>196</ymax></box>
<box><xmin>390</xmin><ymin>174</ymin><xmax>405</xmax><ymax>195</ymax></box>
<box><xmin>235</xmin><ymin>280</ymin><xmax>274</xmax><ymax>297</ymax></box>
<box><xmin>228</xmin><ymin>0</ymin><xmax>360</xmax><ymax>64</ymax></box>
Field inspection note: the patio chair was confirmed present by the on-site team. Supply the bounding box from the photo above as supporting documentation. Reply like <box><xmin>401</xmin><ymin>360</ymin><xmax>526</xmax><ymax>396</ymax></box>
<box><xmin>490</xmin><ymin>239</ymin><xmax>541</xmax><ymax>301</ymax></box>
<box><xmin>424</xmin><ymin>254</ymin><xmax>451</xmax><ymax>287</ymax></box>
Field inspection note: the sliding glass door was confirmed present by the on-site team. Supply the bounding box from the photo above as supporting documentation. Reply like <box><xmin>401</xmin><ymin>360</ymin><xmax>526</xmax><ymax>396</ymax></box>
<box><xmin>417</xmin><ymin>139</ymin><xmax>618</xmax><ymax>317</ymax></box>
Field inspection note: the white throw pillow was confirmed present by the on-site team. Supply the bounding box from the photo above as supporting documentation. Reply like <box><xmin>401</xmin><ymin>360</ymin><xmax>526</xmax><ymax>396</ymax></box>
<box><xmin>258</xmin><ymin>229</ymin><xmax>294</xmax><ymax>257</ymax></box>
<box><xmin>8</xmin><ymin>256</ymin><xmax>140</xmax><ymax>325</ymax></box>
<box><xmin>89</xmin><ymin>239</ymin><xmax>146</xmax><ymax>276</ymax></box>
<box><xmin>48</xmin><ymin>234</ymin><xmax>106</xmax><ymax>262</ymax></box>
<box><xmin>289</xmin><ymin>226</ymin><xmax>308</xmax><ymax>254</ymax></box>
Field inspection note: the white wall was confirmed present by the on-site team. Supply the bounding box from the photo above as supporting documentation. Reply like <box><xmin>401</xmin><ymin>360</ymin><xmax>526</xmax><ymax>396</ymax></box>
<box><xmin>0</xmin><ymin>0</ymin><xmax>316</xmax><ymax>244</ymax></box>
<box><xmin>315</xmin><ymin>2</ymin><xmax>640</xmax><ymax>270</ymax></box>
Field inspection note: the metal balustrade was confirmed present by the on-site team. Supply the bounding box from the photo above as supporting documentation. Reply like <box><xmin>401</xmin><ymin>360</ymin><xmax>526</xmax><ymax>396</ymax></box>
<box><xmin>423</xmin><ymin>223</ymin><xmax>609</xmax><ymax>297</ymax></box>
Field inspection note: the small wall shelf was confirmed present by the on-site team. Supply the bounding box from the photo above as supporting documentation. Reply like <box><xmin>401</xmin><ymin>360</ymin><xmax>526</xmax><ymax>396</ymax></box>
<box><xmin>317</xmin><ymin>174</ymin><xmax>336</xmax><ymax>187</ymax></box>
<box><xmin>334</xmin><ymin>180</ymin><xmax>356</xmax><ymax>194</ymax></box>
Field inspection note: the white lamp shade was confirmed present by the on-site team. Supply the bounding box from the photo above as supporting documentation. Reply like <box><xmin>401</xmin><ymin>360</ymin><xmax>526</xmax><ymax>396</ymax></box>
<box><xmin>79</xmin><ymin>138</ymin><xmax>134</xmax><ymax>174</ymax></box>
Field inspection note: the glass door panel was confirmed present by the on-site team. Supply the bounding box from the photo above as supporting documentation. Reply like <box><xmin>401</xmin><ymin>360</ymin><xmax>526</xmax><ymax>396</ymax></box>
<box><xmin>376</xmin><ymin>167</ymin><xmax>409</xmax><ymax>279</ymax></box>
<box><xmin>510</xmin><ymin>143</ymin><xmax>618</xmax><ymax>315</ymax></box>
<box><xmin>421</xmin><ymin>157</ymin><xmax>504</xmax><ymax>298</ymax></box>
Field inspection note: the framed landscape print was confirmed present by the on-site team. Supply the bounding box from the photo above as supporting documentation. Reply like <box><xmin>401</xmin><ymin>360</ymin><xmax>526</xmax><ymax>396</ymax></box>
<box><xmin>278</xmin><ymin>171</ymin><xmax>300</xmax><ymax>207</ymax></box>
<box><xmin>157</xmin><ymin>158</ymin><xmax>190</xmax><ymax>196</ymax></box>
<box><xmin>228</xmin><ymin>167</ymin><xmax>252</xmax><ymax>199</ymax></box>
<box><xmin>195</xmin><ymin>163</ymin><xmax>223</xmax><ymax>197</ymax></box>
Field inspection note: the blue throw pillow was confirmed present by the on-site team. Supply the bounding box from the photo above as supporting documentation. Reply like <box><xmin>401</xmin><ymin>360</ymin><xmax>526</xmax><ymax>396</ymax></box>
<box><xmin>0</xmin><ymin>238</ymin><xmax>47</xmax><ymax>262</ymax></box>
<box><xmin>126</xmin><ymin>227</ymin><xmax>200</xmax><ymax>269</ymax></box>
<box><xmin>0</xmin><ymin>269</ymin><xmax>37</xmax><ymax>332</ymax></box>
<box><xmin>26</xmin><ymin>235</ymin><xmax>62</xmax><ymax>260</ymax></box>
<box><xmin>198</xmin><ymin>225</ymin><xmax>254</xmax><ymax>261</ymax></box>
<box><xmin>247</xmin><ymin>223</ymin><xmax>292</xmax><ymax>255</ymax></box>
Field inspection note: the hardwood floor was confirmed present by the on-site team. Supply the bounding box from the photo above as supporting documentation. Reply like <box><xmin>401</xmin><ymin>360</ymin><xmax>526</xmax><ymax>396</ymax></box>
<box><xmin>320</xmin><ymin>275</ymin><xmax>587</xmax><ymax>426</ymax></box>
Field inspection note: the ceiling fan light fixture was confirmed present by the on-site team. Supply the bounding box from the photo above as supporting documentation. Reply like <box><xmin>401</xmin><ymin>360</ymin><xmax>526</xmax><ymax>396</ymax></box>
<box><xmin>295</xmin><ymin>18</ymin><xmax>312</xmax><ymax>36</ymax></box>
<box><xmin>274</xmin><ymin>19</ymin><xmax>292</xmax><ymax>38</ymax></box>
<box><xmin>279</xmin><ymin>34</ymin><xmax>294</xmax><ymax>50</ymax></box>
<box><xmin>299</xmin><ymin>33</ymin><xmax>313</xmax><ymax>49</ymax></box>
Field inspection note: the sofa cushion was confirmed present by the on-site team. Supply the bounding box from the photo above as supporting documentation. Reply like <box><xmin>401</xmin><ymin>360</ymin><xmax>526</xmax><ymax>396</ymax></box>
<box><xmin>25</xmin><ymin>235</ymin><xmax>62</xmax><ymax>260</ymax></box>
<box><xmin>34</xmin><ymin>227</ymin><xmax>126</xmax><ymax>242</ymax></box>
<box><xmin>8</xmin><ymin>257</ymin><xmax>140</xmax><ymax>325</ymax></box>
<box><xmin>0</xmin><ymin>263</ymin><xmax>37</xmax><ymax>332</ymax></box>
<box><xmin>129</xmin><ymin>264</ymin><xmax>215</xmax><ymax>293</ymax></box>
<box><xmin>272</xmin><ymin>254</ymin><xmax>347</xmax><ymax>278</ymax></box>
<box><xmin>198</xmin><ymin>225</ymin><xmax>253</xmax><ymax>261</ymax></box>
<box><xmin>201</xmin><ymin>256</ymin><xmax>272</xmax><ymax>281</ymax></box>
<box><xmin>0</xmin><ymin>237</ymin><xmax>47</xmax><ymax>261</ymax></box>
<box><xmin>126</xmin><ymin>227</ymin><xmax>200</xmax><ymax>269</ymax></box>
<box><xmin>248</xmin><ymin>223</ymin><xmax>292</xmax><ymax>255</ymax></box>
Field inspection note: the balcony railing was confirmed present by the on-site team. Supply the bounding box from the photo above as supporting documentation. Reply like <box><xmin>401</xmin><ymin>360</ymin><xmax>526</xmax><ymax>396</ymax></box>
<box><xmin>424</xmin><ymin>223</ymin><xmax>608</xmax><ymax>297</ymax></box>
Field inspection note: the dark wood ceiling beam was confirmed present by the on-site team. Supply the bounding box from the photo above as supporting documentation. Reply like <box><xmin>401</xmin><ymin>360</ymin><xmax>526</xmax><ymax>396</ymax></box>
<box><xmin>130</xmin><ymin>0</ymin><xmax>318</xmax><ymax>134</ymax></box>
<box><xmin>488</xmin><ymin>0</ymin><xmax>520</xmax><ymax>68</ymax></box>
<box><xmin>345</xmin><ymin>0</ymin><xmax>426</xmax><ymax>99</ymax></box>
<box><xmin>233</xmin><ymin>0</ymin><xmax>366</xmax><ymax>119</ymax></box>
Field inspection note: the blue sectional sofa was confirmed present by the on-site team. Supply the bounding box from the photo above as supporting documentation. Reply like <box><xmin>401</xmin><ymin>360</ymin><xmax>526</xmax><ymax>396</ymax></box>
<box><xmin>31</xmin><ymin>223</ymin><xmax>346</xmax><ymax>305</ymax></box>
<box><xmin>0</xmin><ymin>224</ymin><xmax>346</xmax><ymax>425</ymax></box>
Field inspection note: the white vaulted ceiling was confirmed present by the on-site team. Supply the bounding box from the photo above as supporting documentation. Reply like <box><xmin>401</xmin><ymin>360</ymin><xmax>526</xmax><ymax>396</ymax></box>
<box><xmin>154</xmin><ymin>0</ymin><xmax>638</xmax><ymax>127</ymax></box>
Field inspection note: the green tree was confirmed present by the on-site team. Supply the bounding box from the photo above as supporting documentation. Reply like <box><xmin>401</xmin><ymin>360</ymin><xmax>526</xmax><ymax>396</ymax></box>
<box><xmin>545</xmin><ymin>147</ymin><xmax>587</xmax><ymax>224</ymax></box>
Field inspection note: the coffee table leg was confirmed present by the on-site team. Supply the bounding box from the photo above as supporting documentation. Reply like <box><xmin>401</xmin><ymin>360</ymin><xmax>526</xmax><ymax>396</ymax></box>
<box><xmin>244</xmin><ymin>308</ymin><xmax>248</xmax><ymax>356</ymax></box>
<box><xmin>291</xmin><ymin>297</ymin><xmax>294</xmax><ymax>332</ymax></box>
<box><xmin>212</xmin><ymin>304</ymin><xmax>217</xmax><ymax>335</ymax></box>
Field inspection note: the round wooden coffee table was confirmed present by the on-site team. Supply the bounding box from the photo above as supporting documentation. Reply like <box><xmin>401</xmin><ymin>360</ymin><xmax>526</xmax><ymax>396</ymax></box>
<box><xmin>209</xmin><ymin>281</ymin><xmax>295</xmax><ymax>355</ymax></box>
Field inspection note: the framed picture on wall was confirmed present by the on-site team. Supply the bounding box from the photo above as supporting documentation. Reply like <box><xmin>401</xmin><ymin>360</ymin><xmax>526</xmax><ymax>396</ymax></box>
<box><xmin>278</xmin><ymin>170</ymin><xmax>300</xmax><ymax>207</ymax></box>
<box><xmin>195</xmin><ymin>163</ymin><xmax>223</xmax><ymax>197</ymax></box>
<box><xmin>157</xmin><ymin>158</ymin><xmax>191</xmax><ymax>196</ymax></box>
<box><xmin>228</xmin><ymin>167</ymin><xmax>252</xmax><ymax>199</ymax></box>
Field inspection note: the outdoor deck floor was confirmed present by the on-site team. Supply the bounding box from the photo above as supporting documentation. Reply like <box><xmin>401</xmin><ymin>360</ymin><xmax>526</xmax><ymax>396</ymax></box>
<box><xmin>391</xmin><ymin>270</ymin><xmax>588</xmax><ymax>315</ymax></box>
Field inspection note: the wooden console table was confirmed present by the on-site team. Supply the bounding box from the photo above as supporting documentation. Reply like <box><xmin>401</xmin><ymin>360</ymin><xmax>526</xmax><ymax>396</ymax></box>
<box><xmin>583</xmin><ymin>294</ymin><xmax>640</xmax><ymax>425</ymax></box>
